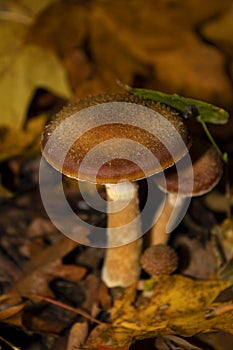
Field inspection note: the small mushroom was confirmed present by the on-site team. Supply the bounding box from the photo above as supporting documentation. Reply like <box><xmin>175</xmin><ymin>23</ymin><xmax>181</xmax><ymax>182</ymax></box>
<box><xmin>41</xmin><ymin>93</ymin><xmax>191</xmax><ymax>287</ymax></box>
<box><xmin>150</xmin><ymin>139</ymin><xmax>223</xmax><ymax>245</ymax></box>
<box><xmin>140</xmin><ymin>244</ymin><xmax>178</xmax><ymax>277</ymax></box>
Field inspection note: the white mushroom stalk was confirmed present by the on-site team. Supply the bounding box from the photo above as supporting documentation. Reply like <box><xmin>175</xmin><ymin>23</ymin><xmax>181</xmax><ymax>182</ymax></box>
<box><xmin>40</xmin><ymin>93</ymin><xmax>191</xmax><ymax>288</ymax></box>
<box><xmin>150</xmin><ymin>193</ymin><xmax>183</xmax><ymax>245</ymax></box>
<box><xmin>150</xmin><ymin>139</ymin><xmax>223</xmax><ymax>246</ymax></box>
<box><xmin>102</xmin><ymin>182</ymin><xmax>142</xmax><ymax>287</ymax></box>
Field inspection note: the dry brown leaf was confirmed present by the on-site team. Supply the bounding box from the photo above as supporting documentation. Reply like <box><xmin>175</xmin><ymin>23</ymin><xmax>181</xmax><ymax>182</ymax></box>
<box><xmin>173</xmin><ymin>235</ymin><xmax>216</xmax><ymax>279</ymax></box>
<box><xmin>67</xmin><ymin>322</ymin><xmax>89</xmax><ymax>350</ymax></box>
<box><xmin>89</xmin><ymin>0</ymin><xmax>233</xmax><ymax>105</ymax></box>
<box><xmin>8</xmin><ymin>234</ymin><xmax>87</xmax><ymax>297</ymax></box>
<box><xmin>0</xmin><ymin>232</ymin><xmax>89</xmax><ymax>331</ymax></box>
<box><xmin>98</xmin><ymin>282</ymin><xmax>112</xmax><ymax>311</ymax></box>
<box><xmin>23</xmin><ymin>0</ymin><xmax>233</xmax><ymax>105</ymax></box>
<box><xmin>202</xmin><ymin>4</ymin><xmax>233</xmax><ymax>47</ymax></box>
<box><xmin>26</xmin><ymin>1</ymin><xmax>88</xmax><ymax>54</ymax></box>
<box><xmin>0</xmin><ymin>302</ymin><xmax>25</xmax><ymax>325</ymax></box>
<box><xmin>0</xmin><ymin>295</ymin><xmax>25</xmax><ymax>327</ymax></box>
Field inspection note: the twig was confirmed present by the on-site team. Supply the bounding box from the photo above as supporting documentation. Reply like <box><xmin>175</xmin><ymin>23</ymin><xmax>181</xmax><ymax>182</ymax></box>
<box><xmin>30</xmin><ymin>294</ymin><xmax>104</xmax><ymax>325</ymax></box>
<box><xmin>197</xmin><ymin>118</ymin><xmax>228</xmax><ymax>164</ymax></box>
<box><xmin>0</xmin><ymin>335</ymin><xmax>21</xmax><ymax>350</ymax></box>
<box><xmin>204</xmin><ymin>303</ymin><xmax>233</xmax><ymax>319</ymax></box>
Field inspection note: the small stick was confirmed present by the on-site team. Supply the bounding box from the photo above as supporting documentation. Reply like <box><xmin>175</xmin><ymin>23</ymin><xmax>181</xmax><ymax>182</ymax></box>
<box><xmin>0</xmin><ymin>335</ymin><xmax>21</xmax><ymax>350</ymax></box>
<box><xmin>29</xmin><ymin>294</ymin><xmax>103</xmax><ymax>325</ymax></box>
<box><xmin>204</xmin><ymin>303</ymin><xmax>233</xmax><ymax>319</ymax></box>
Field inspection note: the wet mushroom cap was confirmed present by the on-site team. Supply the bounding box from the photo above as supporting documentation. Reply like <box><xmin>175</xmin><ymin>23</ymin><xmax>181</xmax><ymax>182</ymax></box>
<box><xmin>41</xmin><ymin>94</ymin><xmax>191</xmax><ymax>184</ymax></box>
<box><xmin>154</xmin><ymin>139</ymin><xmax>223</xmax><ymax>196</ymax></box>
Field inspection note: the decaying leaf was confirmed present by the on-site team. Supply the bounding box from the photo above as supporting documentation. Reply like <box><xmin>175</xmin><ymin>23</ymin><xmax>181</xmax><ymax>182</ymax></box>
<box><xmin>8</xmin><ymin>234</ymin><xmax>87</xmax><ymax>297</ymax></box>
<box><xmin>89</xmin><ymin>0</ymin><xmax>233</xmax><ymax>105</ymax></box>
<box><xmin>0</xmin><ymin>294</ymin><xmax>25</xmax><ymax>327</ymax></box>
<box><xmin>1</xmin><ymin>0</ymin><xmax>233</xmax><ymax>163</ymax></box>
<box><xmin>202</xmin><ymin>4</ymin><xmax>233</xmax><ymax>47</ymax></box>
<box><xmin>0</xmin><ymin>233</ymin><xmax>90</xmax><ymax>329</ymax></box>
<box><xmin>0</xmin><ymin>302</ymin><xmax>25</xmax><ymax>324</ymax></box>
<box><xmin>0</xmin><ymin>44</ymin><xmax>72</xmax><ymax>130</ymax></box>
<box><xmin>0</xmin><ymin>0</ymin><xmax>59</xmax><ymax>19</ymax></box>
<box><xmin>24</xmin><ymin>0</ymin><xmax>233</xmax><ymax>105</ymax></box>
<box><xmin>155</xmin><ymin>335</ymin><xmax>202</xmax><ymax>350</ymax></box>
<box><xmin>67</xmin><ymin>322</ymin><xmax>89</xmax><ymax>350</ymax></box>
<box><xmin>0</xmin><ymin>114</ymin><xmax>46</xmax><ymax>162</ymax></box>
<box><xmin>86</xmin><ymin>275</ymin><xmax>233</xmax><ymax>348</ymax></box>
<box><xmin>0</xmin><ymin>0</ymin><xmax>72</xmax><ymax>162</ymax></box>
<box><xmin>85</xmin><ymin>323</ymin><xmax>131</xmax><ymax>350</ymax></box>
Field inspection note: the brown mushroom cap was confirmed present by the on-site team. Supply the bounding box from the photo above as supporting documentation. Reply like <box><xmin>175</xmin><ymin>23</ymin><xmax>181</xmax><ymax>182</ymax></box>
<box><xmin>154</xmin><ymin>139</ymin><xmax>223</xmax><ymax>196</ymax></box>
<box><xmin>41</xmin><ymin>94</ymin><xmax>191</xmax><ymax>184</ymax></box>
<box><xmin>140</xmin><ymin>244</ymin><xmax>178</xmax><ymax>276</ymax></box>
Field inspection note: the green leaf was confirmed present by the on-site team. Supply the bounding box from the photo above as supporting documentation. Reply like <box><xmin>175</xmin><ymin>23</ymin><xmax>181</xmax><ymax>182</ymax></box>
<box><xmin>129</xmin><ymin>87</ymin><xmax>229</xmax><ymax>124</ymax></box>
<box><xmin>0</xmin><ymin>44</ymin><xmax>72</xmax><ymax>129</ymax></box>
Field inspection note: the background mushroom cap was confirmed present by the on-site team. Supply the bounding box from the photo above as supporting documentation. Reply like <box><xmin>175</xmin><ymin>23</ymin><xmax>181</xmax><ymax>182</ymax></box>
<box><xmin>41</xmin><ymin>94</ymin><xmax>191</xmax><ymax>184</ymax></box>
<box><xmin>140</xmin><ymin>244</ymin><xmax>178</xmax><ymax>277</ymax></box>
<box><xmin>154</xmin><ymin>139</ymin><xmax>223</xmax><ymax>196</ymax></box>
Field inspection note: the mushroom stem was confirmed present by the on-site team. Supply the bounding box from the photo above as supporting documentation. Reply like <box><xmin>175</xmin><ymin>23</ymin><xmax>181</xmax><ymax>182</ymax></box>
<box><xmin>150</xmin><ymin>193</ymin><xmax>184</xmax><ymax>245</ymax></box>
<box><xmin>102</xmin><ymin>182</ymin><xmax>142</xmax><ymax>287</ymax></box>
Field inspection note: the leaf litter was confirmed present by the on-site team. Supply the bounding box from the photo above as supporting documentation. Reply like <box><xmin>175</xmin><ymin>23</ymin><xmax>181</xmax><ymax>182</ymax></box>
<box><xmin>0</xmin><ymin>0</ymin><xmax>233</xmax><ymax>349</ymax></box>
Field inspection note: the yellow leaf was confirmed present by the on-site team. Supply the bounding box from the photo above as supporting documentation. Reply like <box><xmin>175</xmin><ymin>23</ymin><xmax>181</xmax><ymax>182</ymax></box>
<box><xmin>0</xmin><ymin>303</ymin><xmax>25</xmax><ymax>323</ymax></box>
<box><xmin>0</xmin><ymin>0</ymin><xmax>59</xmax><ymax>19</ymax></box>
<box><xmin>202</xmin><ymin>4</ymin><xmax>233</xmax><ymax>46</ymax></box>
<box><xmin>0</xmin><ymin>44</ymin><xmax>72</xmax><ymax>129</ymax></box>
<box><xmin>108</xmin><ymin>275</ymin><xmax>233</xmax><ymax>346</ymax></box>
<box><xmin>0</xmin><ymin>114</ymin><xmax>47</xmax><ymax>161</ymax></box>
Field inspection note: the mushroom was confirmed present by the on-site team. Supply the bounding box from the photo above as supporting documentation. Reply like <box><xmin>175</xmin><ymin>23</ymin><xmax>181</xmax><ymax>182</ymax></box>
<box><xmin>41</xmin><ymin>93</ymin><xmax>191</xmax><ymax>287</ymax></box>
<box><xmin>140</xmin><ymin>244</ymin><xmax>178</xmax><ymax>277</ymax></box>
<box><xmin>150</xmin><ymin>138</ymin><xmax>223</xmax><ymax>245</ymax></box>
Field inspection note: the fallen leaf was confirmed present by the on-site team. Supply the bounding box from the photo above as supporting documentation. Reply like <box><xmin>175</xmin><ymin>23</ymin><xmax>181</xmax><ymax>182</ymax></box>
<box><xmin>0</xmin><ymin>0</ymin><xmax>59</xmax><ymax>19</ymax></box>
<box><xmin>0</xmin><ymin>302</ymin><xmax>25</xmax><ymax>323</ymax></box>
<box><xmin>0</xmin><ymin>44</ymin><xmax>72</xmax><ymax>129</ymax></box>
<box><xmin>0</xmin><ymin>114</ymin><xmax>46</xmax><ymax>162</ymax></box>
<box><xmin>202</xmin><ymin>4</ymin><xmax>233</xmax><ymax>47</ymax></box>
<box><xmin>0</xmin><ymin>294</ymin><xmax>25</xmax><ymax>327</ymax></box>
<box><xmin>8</xmin><ymin>234</ymin><xmax>87</xmax><ymax>297</ymax></box>
<box><xmin>67</xmin><ymin>322</ymin><xmax>89</xmax><ymax>350</ymax></box>
<box><xmin>172</xmin><ymin>235</ymin><xmax>216</xmax><ymax>279</ymax></box>
<box><xmin>86</xmin><ymin>275</ymin><xmax>233</xmax><ymax>347</ymax></box>
<box><xmin>155</xmin><ymin>335</ymin><xmax>202</xmax><ymax>350</ymax></box>
<box><xmin>85</xmin><ymin>323</ymin><xmax>131</xmax><ymax>350</ymax></box>
<box><xmin>89</xmin><ymin>0</ymin><xmax>233</xmax><ymax>105</ymax></box>
<box><xmin>98</xmin><ymin>282</ymin><xmax>112</xmax><ymax>311</ymax></box>
<box><xmin>204</xmin><ymin>191</ymin><xmax>233</xmax><ymax>213</ymax></box>
<box><xmin>26</xmin><ymin>1</ymin><xmax>88</xmax><ymax>54</ymax></box>
<box><xmin>24</xmin><ymin>0</ymin><xmax>233</xmax><ymax>105</ymax></box>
